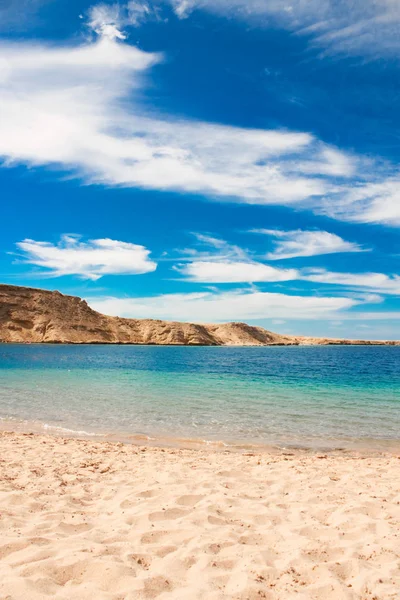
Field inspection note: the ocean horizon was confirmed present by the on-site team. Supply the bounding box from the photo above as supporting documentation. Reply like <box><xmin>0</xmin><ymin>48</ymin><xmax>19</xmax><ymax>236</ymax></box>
<box><xmin>1</xmin><ymin>344</ymin><xmax>399</xmax><ymax>451</ymax></box>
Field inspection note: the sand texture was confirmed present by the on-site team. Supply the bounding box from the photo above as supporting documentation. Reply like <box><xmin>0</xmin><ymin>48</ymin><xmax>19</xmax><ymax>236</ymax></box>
<box><xmin>0</xmin><ymin>432</ymin><xmax>399</xmax><ymax>599</ymax></box>
<box><xmin>1</xmin><ymin>284</ymin><xmax>399</xmax><ymax>345</ymax></box>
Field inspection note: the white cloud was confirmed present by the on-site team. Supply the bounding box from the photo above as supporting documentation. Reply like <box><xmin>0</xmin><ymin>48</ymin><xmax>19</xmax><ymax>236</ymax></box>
<box><xmin>321</xmin><ymin>179</ymin><xmax>400</xmax><ymax>226</ymax></box>
<box><xmin>0</xmin><ymin>32</ymin><xmax>335</xmax><ymax>204</ymax></box>
<box><xmin>304</xmin><ymin>269</ymin><xmax>400</xmax><ymax>295</ymax></box>
<box><xmin>127</xmin><ymin>1</ymin><xmax>161</xmax><ymax>25</ymax></box>
<box><xmin>0</xmin><ymin>26</ymin><xmax>397</xmax><ymax>225</ymax></box>
<box><xmin>173</xmin><ymin>235</ymin><xmax>399</xmax><ymax>294</ymax></box>
<box><xmin>89</xmin><ymin>288</ymin><xmax>359</xmax><ymax>322</ymax></box>
<box><xmin>304</xmin><ymin>148</ymin><xmax>356</xmax><ymax>177</ymax></box>
<box><xmin>176</xmin><ymin>260</ymin><xmax>298</xmax><ymax>283</ymax></box>
<box><xmin>15</xmin><ymin>235</ymin><xmax>157</xmax><ymax>280</ymax></box>
<box><xmin>168</xmin><ymin>0</ymin><xmax>400</xmax><ymax>59</ymax></box>
<box><xmin>176</xmin><ymin>233</ymin><xmax>249</xmax><ymax>262</ymax></box>
<box><xmin>251</xmin><ymin>229</ymin><xmax>365</xmax><ymax>260</ymax></box>
<box><xmin>332</xmin><ymin>312</ymin><xmax>400</xmax><ymax>321</ymax></box>
<box><xmin>176</xmin><ymin>258</ymin><xmax>400</xmax><ymax>295</ymax></box>
<box><xmin>87</xmin><ymin>1</ymin><xmax>161</xmax><ymax>34</ymax></box>
<box><xmin>192</xmin><ymin>233</ymin><xmax>243</xmax><ymax>253</ymax></box>
<box><xmin>170</xmin><ymin>0</ymin><xmax>193</xmax><ymax>18</ymax></box>
<box><xmin>87</xmin><ymin>3</ymin><xmax>127</xmax><ymax>39</ymax></box>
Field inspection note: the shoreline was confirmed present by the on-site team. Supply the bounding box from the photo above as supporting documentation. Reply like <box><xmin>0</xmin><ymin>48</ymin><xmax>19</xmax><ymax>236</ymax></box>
<box><xmin>2</xmin><ymin>341</ymin><xmax>400</xmax><ymax>346</ymax></box>
<box><xmin>1</xmin><ymin>418</ymin><xmax>400</xmax><ymax>456</ymax></box>
<box><xmin>1</xmin><ymin>283</ymin><xmax>400</xmax><ymax>346</ymax></box>
<box><xmin>1</xmin><ymin>430</ymin><xmax>399</xmax><ymax>599</ymax></box>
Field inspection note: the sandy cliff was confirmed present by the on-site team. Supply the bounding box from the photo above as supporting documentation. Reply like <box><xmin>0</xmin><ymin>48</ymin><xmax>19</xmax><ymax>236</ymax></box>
<box><xmin>0</xmin><ymin>284</ymin><xmax>398</xmax><ymax>346</ymax></box>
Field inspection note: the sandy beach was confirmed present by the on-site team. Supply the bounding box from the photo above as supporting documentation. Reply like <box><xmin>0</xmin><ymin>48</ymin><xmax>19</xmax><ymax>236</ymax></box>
<box><xmin>0</xmin><ymin>432</ymin><xmax>399</xmax><ymax>600</ymax></box>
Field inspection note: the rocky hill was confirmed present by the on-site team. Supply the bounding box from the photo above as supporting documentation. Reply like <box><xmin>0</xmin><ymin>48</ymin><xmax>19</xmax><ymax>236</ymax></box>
<box><xmin>0</xmin><ymin>284</ymin><xmax>398</xmax><ymax>346</ymax></box>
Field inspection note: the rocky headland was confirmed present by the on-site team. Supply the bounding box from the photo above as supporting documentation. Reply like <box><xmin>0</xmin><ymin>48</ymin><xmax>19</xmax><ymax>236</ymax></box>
<box><xmin>0</xmin><ymin>284</ymin><xmax>398</xmax><ymax>346</ymax></box>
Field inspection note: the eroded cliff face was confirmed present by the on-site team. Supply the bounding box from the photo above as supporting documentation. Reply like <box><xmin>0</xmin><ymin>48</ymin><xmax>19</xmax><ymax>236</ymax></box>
<box><xmin>0</xmin><ymin>284</ymin><xmax>289</xmax><ymax>345</ymax></box>
<box><xmin>0</xmin><ymin>284</ymin><xmax>398</xmax><ymax>346</ymax></box>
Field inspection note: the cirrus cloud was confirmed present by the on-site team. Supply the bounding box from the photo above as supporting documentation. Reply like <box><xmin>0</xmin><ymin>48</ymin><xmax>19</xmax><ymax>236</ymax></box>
<box><xmin>251</xmin><ymin>229</ymin><xmax>366</xmax><ymax>260</ymax></box>
<box><xmin>304</xmin><ymin>269</ymin><xmax>400</xmax><ymax>295</ymax></box>
<box><xmin>176</xmin><ymin>260</ymin><xmax>298</xmax><ymax>283</ymax></box>
<box><xmin>174</xmin><ymin>235</ymin><xmax>400</xmax><ymax>295</ymax></box>
<box><xmin>87</xmin><ymin>1</ymin><xmax>161</xmax><ymax>37</ymax></box>
<box><xmin>169</xmin><ymin>0</ymin><xmax>400</xmax><ymax>60</ymax></box>
<box><xmin>0</xmin><ymin>20</ymin><xmax>398</xmax><ymax>226</ymax></box>
<box><xmin>176</xmin><ymin>259</ymin><xmax>400</xmax><ymax>295</ymax></box>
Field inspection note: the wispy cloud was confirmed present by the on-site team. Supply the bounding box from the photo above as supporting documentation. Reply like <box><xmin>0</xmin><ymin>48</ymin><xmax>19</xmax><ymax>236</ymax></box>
<box><xmin>304</xmin><ymin>269</ymin><xmax>400</xmax><ymax>295</ymax></box>
<box><xmin>127</xmin><ymin>0</ymin><xmax>162</xmax><ymax>25</ymax></box>
<box><xmin>89</xmin><ymin>288</ymin><xmax>360</xmax><ymax>322</ymax></box>
<box><xmin>320</xmin><ymin>178</ymin><xmax>400</xmax><ymax>226</ymax></box>
<box><xmin>0</xmin><ymin>31</ymin><xmax>332</xmax><ymax>202</ymax></box>
<box><xmin>175</xmin><ymin>233</ymin><xmax>249</xmax><ymax>262</ymax></box>
<box><xmin>168</xmin><ymin>0</ymin><xmax>400</xmax><ymax>59</ymax></box>
<box><xmin>177</xmin><ymin>259</ymin><xmax>400</xmax><ymax>295</ymax></box>
<box><xmin>174</xmin><ymin>235</ymin><xmax>399</xmax><ymax>294</ymax></box>
<box><xmin>87</xmin><ymin>1</ymin><xmax>161</xmax><ymax>36</ymax></box>
<box><xmin>15</xmin><ymin>235</ymin><xmax>157</xmax><ymax>280</ymax></box>
<box><xmin>87</xmin><ymin>3</ymin><xmax>127</xmax><ymax>39</ymax></box>
<box><xmin>0</xmin><ymin>21</ymin><xmax>398</xmax><ymax>225</ymax></box>
<box><xmin>176</xmin><ymin>260</ymin><xmax>298</xmax><ymax>283</ymax></box>
<box><xmin>251</xmin><ymin>229</ymin><xmax>366</xmax><ymax>260</ymax></box>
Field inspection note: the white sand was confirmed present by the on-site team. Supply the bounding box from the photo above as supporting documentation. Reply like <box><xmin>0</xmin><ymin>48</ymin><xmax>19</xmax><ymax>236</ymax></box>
<box><xmin>0</xmin><ymin>431</ymin><xmax>399</xmax><ymax>599</ymax></box>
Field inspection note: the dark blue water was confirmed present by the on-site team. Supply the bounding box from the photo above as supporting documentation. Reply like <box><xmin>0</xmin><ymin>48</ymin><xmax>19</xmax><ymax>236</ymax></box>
<box><xmin>0</xmin><ymin>344</ymin><xmax>399</xmax><ymax>449</ymax></box>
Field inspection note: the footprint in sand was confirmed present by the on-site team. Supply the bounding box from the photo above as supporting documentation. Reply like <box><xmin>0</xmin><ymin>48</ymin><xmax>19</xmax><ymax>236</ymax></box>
<box><xmin>239</xmin><ymin>533</ymin><xmax>265</xmax><ymax>545</ymax></box>
<box><xmin>120</xmin><ymin>498</ymin><xmax>138</xmax><ymax>509</ymax></box>
<box><xmin>137</xmin><ymin>489</ymin><xmax>159</xmax><ymax>499</ymax></box>
<box><xmin>209</xmin><ymin>558</ymin><xmax>236</xmax><ymax>570</ymax></box>
<box><xmin>206</xmin><ymin>541</ymin><xmax>235</xmax><ymax>554</ymax></box>
<box><xmin>329</xmin><ymin>559</ymin><xmax>359</xmax><ymax>582</ymax></box>
<box><xmin>154</xmin><ymin>545</ymin><xmax>177</xmax><ymax>558</ymax></box>
<box><xmin>28</xmin><ymin>537</ymin><xmax>51</xmax><ymax>547</ymax></box>
<box><xmin>143</xmin><ymin>575</ymin><xmax>173</xmax><ymax>599</ymax></box>
<box><xmin>207</xmin><ymin>515</ymin><xmax>226</xmax><ymax>525</ymax></box>
<box><xmin>176</xmin><ymin>494</ymin><xmax>203</xmax><ymax>506</ymax></box>
<box><xmin>0</xmin><ymin>541</ymin><xmax>30</xmax><ymax>559</ymax></box>
<box><xmin>149</xmin><ymin>508</ymin><xmax>188</xmax><ymax>521</ymax></box>
<box><xmin>57</xmin><ymin>521</ymin><xmax>91</xmax><ymax>534</ymax></box>
<box><xmin>141</xmin><ymin>530</ymin><xmax>170</xmax><ymax>544</ymax></box>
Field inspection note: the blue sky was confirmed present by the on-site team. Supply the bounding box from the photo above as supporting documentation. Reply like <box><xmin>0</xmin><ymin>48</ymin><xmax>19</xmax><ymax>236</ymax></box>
<box><xmin>1</xmin><ymin>0</ymin><xmax>399</xmax><ymax>338</ymax></box>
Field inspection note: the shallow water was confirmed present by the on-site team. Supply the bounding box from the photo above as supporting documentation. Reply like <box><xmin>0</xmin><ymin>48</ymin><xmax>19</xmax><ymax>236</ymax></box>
<box><xmin>0</xmin><ymin>344</ymin><xmax>399</xmax><ymax>450</ymax></box>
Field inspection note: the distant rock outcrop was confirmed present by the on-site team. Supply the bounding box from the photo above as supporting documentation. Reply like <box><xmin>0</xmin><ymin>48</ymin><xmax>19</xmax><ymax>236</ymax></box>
<box><xmin>0</xmin><ymin>284</ymin><xmax>398</xmax><ymax>346</ymax></box>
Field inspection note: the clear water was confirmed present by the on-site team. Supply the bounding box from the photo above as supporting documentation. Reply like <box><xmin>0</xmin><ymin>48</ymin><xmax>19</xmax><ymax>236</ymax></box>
<box><xmin>0</xmin><ymin>344</ymin><xmax>399</xmax><ymax>450</ymax></box>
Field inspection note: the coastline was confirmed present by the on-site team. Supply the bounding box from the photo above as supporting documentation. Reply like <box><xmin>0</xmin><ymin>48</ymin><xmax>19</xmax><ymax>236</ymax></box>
<box><xmin>1</xmin><ymin>341</ymin><xmax>400</xmax><ymax>346</ymax></box>
<box><xmin>1</xmin><ymin>430</ymin><xmax>399</xmax><ymax>599</ymax></box>
<box><xmin>2</xmin><ymin>417</ymin><xmax>400</xmax><ymax>455</ymax></box>
<box><xmin>2</xmin><ymin>284</ymin><xmax>400</xmax><ymax>346</ymax></box>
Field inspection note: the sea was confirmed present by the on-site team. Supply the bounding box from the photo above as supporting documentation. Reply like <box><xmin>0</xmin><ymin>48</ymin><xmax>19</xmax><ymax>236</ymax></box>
<box><xmin>0</xmin><ymin>344</ymin><xmax>399</xmax><ymax>451</ymax></box>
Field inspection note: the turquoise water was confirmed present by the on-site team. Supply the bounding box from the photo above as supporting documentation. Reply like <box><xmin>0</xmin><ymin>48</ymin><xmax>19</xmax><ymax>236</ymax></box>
<box><xmin>0</xmin><ymin>344</ymin><xmax>399</xmax><ymax>449</ymax></box>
